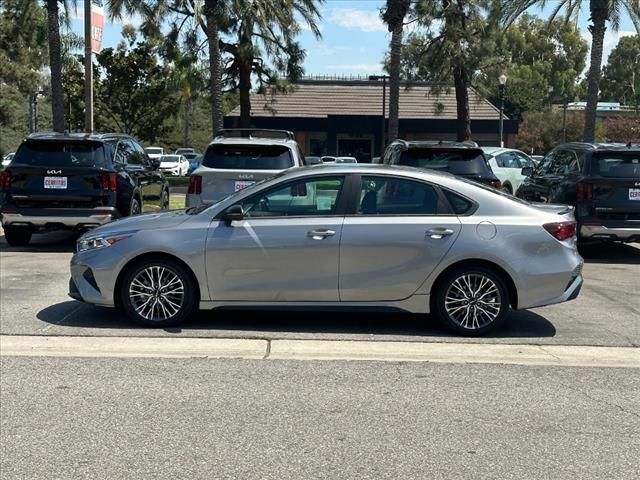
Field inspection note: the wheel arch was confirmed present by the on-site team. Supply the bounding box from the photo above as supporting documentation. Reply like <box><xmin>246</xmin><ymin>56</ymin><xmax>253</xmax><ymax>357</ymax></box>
<box><xmin>114</xmin><ymin>252</ymin><xmax>201</xmax><ymax>308</ymax></box>
<box><xmin>429</xmin><ymin>259</ymin><xmax>518</xmax><ymax>309</ymax></box>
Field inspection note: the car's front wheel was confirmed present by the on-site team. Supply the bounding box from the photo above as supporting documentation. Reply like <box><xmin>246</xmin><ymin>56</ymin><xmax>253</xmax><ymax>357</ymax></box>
<box><xmin>119</xmin><ymin>258</ymin><xmax>197</xmax><ymax>327</ymax></box>
<box><xmin>3</xmin><ymin>226</ymin><xmax>32</xmax><ymax>246</ymax></box>
<box><xmin>433</xmin><ymin>266</ymin><xmax>509</xmax><ymax>336</ymax></box>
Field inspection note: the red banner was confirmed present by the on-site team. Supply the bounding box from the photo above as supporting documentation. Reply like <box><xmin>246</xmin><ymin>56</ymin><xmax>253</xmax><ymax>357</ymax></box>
<box><xmin>90</xmin><ymin>0</ymin><xmax>104</xmax><ymax>53</ymax></box>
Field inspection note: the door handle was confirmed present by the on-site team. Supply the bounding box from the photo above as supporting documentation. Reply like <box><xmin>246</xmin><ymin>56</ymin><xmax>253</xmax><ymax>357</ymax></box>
<box><xmin>426</xmin><ymin>228</ymin><xmax>454</xmax><ymax>239</ymax></box>
<box><xmin>308</xmin><ymin>229</ymin><xmax>336</xmax><ymax>240</ymax></box>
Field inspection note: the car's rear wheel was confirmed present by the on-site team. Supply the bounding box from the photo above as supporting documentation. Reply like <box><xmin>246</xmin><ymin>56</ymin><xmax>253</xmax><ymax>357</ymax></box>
<box><xmin>3</xmin><ymin>226</ymin><xmax>32</xmax><ymax>246</ymax></box>
<box><xmin>433</xmin><ymin>266</ymin><xmax>509</xmax><ymax>336</ymax></box>
<box><xmin>119</xmin><ymin>258</ymin><xmax>197</xmax><ymax>327</ymax></box>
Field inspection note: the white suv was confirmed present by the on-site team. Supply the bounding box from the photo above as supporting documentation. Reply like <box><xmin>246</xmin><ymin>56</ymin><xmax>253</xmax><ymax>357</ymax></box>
<box><xmin>186</xmin><ymin>129</ymin><xmax>306</xmax><ymax>207</ymax></box>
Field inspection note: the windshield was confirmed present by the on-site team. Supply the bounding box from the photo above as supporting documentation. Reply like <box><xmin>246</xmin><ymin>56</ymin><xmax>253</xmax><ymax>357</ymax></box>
<box><xmin>13</xmin><ymin>141</ymin><xmax>106</xmax><ymax>168</ymax></box>
<box><xmin>594</xmin><ymin>153</ymin><xmax>640</xmax><ymax>178</ymax></box>
<box><xmin>398</xmin><ymin>148</ymin><xmax>487</xmax><ymax>174</ymax></box>
<box><xmin>145</xmin><ymin>148</ymin><xmax>162</xmax><ymax>154</ymax></box>
<box><xmin>161</xmin><ymin>155</ymin><xmax>181</xmax><ymax>162</ymax></box>
<box><xmin>202</xmin><ymin>144</ymin><xmax>294</xmax><ymax>170</ymax></box>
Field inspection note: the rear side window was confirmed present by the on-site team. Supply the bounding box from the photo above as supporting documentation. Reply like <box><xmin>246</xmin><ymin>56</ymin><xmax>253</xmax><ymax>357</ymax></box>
<box><xmin>203</xmin><ymin>145</ymin><xmax>294</xmax><ymax>170</ymax></box>
<box><xmin>593</xmin><ymin>153</ymin><xmax>640</xmax><ymax>178</ymax></box>
<box><xmin>396</xmin><ymin>148</ymin><xmax>488</xmax><ymax>175</ymax></box>
<box><xmin>443</xmin><ymin>189</ymin><xmax>474</xmax><ymax>214</ymax></box>
<box><xmin>13</xmin><ymin>141</ymin><xmax>106</xmax><ymax>167</ymax></box>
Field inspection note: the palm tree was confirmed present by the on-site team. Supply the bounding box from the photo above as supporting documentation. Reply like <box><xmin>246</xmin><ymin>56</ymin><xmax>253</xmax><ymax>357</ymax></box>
<box><xmin>169</xmin><ymin>51</ymin><xmax>206</xmax><ymax>146</ymax></box>
<box><xmin>46</xmin><ymin>0</ymin><xmax>72</xmax><ymax>132</ymax></box>
<box><xmin>204</xmin><ymin>0</ymin><xmax>225</xmax><ymax>134</ymax></box>
<box><xmin>382</xmin><ymin>0</ymin><xmax>411</xmax><ymax>144</ymax></box>
<box><xmin>501</xmin><ymin>0</ymin><xmax>640</xmax><ymax>142</ymax></box>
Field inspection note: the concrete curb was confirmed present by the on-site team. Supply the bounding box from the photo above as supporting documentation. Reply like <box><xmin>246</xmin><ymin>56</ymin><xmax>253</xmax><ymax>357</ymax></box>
<box><xmin>1</xmin><ymin>335</ymin><xmax>638</xmax><ymax>368</ymax></box>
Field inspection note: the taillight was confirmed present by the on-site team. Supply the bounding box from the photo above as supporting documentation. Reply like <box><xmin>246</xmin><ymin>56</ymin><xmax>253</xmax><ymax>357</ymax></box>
<box><xmin>188</xmin><ymin>175</ymin><xmax>202</xmax><ymax>194</ymax></box>
<box><xmin>577</xmin><ymin>182</ymin><xmax>593</xmax><ymax>201</ymax></box>
<box><xmin>543</xmin><ymin>221</ymin><xmax>577</xmax><ymax>241</ymax></box>
<box><xmin>101</xmin><ymin>173</ymin><xmax>117</xmax><ymax>192</ymax></box>
<box><xmin>0</xmin><ymin>171</ymin><xmax>11</xmax><ymax>192</ymax></box>
<box><xmin>490</xmin><ymin>179</ymin><xmax>502</xmax><ymax>189</ymax></box>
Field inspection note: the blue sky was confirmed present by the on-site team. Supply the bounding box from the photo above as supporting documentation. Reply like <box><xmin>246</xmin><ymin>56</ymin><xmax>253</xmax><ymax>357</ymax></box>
<box><xmin>68</xmin><ymin>0</ymin><xmax>638</xmax><ymax>77</ymax></box>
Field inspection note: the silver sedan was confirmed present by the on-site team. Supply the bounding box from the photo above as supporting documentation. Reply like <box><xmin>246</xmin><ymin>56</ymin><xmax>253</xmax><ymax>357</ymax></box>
<box><xmin>69</xmin><ymin>164</ymin><xmax>584</xmax><ymax>336</ymax></box>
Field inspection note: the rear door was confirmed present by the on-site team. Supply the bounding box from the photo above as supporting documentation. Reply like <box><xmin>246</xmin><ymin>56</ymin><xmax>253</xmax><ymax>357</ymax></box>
<box><xmin>587</xmin><ymin>151</ymin><xmax>640</xmax><ymax>219</ymax></box>
<box><xmin>6</xmin><ymin>140</ymin><xmax>110</xmax><ymax>209</ymax></box>
<box><xmin>197</xmin><ymin>143</ymin><xmax>294</xmax><ymax>203</ymax></box>
<box><xmin>339</xmin><ymin>175</ymin><xmax>461</xmax><ymax>301</ymax></box>
<box><xmin>206</xmin><ymin>175</ymin><xmax>346</xmax><ymax>301</ymax></box>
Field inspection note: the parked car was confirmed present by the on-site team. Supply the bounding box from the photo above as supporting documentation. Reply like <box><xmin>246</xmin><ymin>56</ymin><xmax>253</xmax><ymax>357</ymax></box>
<box><xmin>186</xmin><ymin>129</ymin><xmax>306</xmax><ymax>207</ymax></box>
<box><xmin>336</xmin><ymin>156</ymin><xmax>358</xmax><ymax>163</ymax></box>
<box><xmin>482</xmin><ymin>147</ymin><xmax>536</xmax><ymax>194</ymax></box>
<box><xmin>70</xmin><ymin>164</ymin><xmax>583</xmax><ymax>335</ymax></box>
<box><xmin>175</xmin><ymin>147</ymin><xmax>197</xmax><ymax>156</ymax></box>
<box><xmin>304</xmin><ymin>156</ymin><xmax>323</xmax><ymax>165</ymax></box>
<box><xmin>383</xmin><ymin>140</ymin><xmax>501</xmax><ymax>188</ymax></box>
<box><xmin>531</xmin><ymin>155</ymin><xmax>544</xmax><ymax>165</ymax></box>
<box><xmin>187</xmin><ymin>154</ymin><xmax>203</xmax><ymax>175</ymax></box>
<box><xmin>144</xmin><ymin>147</ymin><xmax>164</xmax><ymax>161</ymax></box>
<box><xmin>0</xmin><ymin>132</ymin><xmax>170</xmax><ymax>246</ymax></box>
<box><xmin>321</xmin><ymin>156</ymin><xmax>337</xmax><ymax>163</ymax></box>
<box><xmin>2</xmin><ymin>153</ymin><xmax>15</xmax><ymax>168</ymax></box>
<box><xmin>516</xmin><ymin>142</ymin><xmax>640</xmax><ymax>243</ymax></box>
<box><xmin>159</xmin><ymin>154</ymin><xmax>189</xmax><ymax>176</ymax></box>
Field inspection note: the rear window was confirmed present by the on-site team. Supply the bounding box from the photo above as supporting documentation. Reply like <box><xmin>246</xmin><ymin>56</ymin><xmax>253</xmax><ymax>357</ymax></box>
<box><xmin>13</xmin><ymin>141</ymin><xmax>106</xmax><ymax>168</ymax></box>
<box><xmin>397</xmin><ymin>148</ymin><xmax>487</xmax><ymax>175</ymax></box>
<box><xmin>594</xmin><ymin>153</ymin><xmax>640</xmax><ymax>178</ymax></box>
<box><xmin>203</xmin><ymin>144</ymin><xmax>294</xmax><ymax>170</ymax></box>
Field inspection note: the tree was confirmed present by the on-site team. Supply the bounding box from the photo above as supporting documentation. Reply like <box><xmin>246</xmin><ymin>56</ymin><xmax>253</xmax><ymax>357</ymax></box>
<box><xmin>501</xmin><ymin>0</ymin><xmax>640</xmax><ymax>142</ymax></box>
<box><xmin>602</xmin><ymin>116</ymin><xmax>640</xmax><ymax>141</ymax></box>
<box><xmin>204</xmin><ymin>0</ymin><xmax>225</xmax><ymax>134</ymax></box>
<box><xmin>407</xmin><ymin>0</ymin><xmax>496</xmax><ymax>141</ymax></box>
<box><xmin>45</xmin><ymin>0</ymin><xmax>73</xmax><ymax>132</ymax></box>
<box><xmin>600</xmin><ymin>35</ymin><xmax>640</xmax><ymax>112</ymax></box>
<box><xmin>382</xmin><ymin>0</ymin><xmax>411</xmax><ymax>143</ymax></box>
<box><xmin>94</xmin><ymin>33</ymin><xmax>178</xmax><ymax>141</ymax></box>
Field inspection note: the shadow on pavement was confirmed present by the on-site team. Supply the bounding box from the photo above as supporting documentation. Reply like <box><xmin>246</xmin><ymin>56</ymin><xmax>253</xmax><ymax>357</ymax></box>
<box><xmin>579</xmin><ymin>241</ymin><xmax>640</xmax><ymax>265</ymax></box>
<box><xmin>37</xmin><ymin>301</ymin><xmax>556</xmax><ymax>339</ymax></box>
<box><xmin>0</xmin><ymin>230</ymin><xmax>78</xmax><ymax>253</ymax></box>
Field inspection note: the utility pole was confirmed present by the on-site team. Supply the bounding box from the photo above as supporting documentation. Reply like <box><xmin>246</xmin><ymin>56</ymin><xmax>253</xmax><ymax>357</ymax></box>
<box><xmin>369</xmin><ymin>75</ymin><xmax>390</xmax><ymax>157</ymax></box>
<box><xmin>84</xmin><ymin>0</ymin><xmax>93</xmax><ymax>133</ymax></box>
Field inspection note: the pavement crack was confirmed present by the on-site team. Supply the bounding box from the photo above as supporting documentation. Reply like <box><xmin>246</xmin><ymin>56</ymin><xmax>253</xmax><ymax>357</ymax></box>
<box><xmin>537</xmin><ymin>345</ymin><xmax>563</xmax><ymax>364</ymax></box>
<box><xmin>263</xmin><ymin>339</ymin><xmax>271</xmax><ymax>360</ymax></box>
<box><xmin>565</xmin><ymin>385</ymin><xmax>640</xmax><ymax>421</ymax></box>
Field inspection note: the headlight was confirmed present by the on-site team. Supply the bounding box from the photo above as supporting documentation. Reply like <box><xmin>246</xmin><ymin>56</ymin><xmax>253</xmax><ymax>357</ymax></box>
<box><xmin>77</xmin><ymin>234</ymin><xmax>132</xmax><ymax>252</ymax></box>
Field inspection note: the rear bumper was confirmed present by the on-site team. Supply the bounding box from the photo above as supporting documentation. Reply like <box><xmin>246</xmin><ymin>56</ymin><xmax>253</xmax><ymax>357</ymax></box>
<box><xmin>526</xmin><ymin>274</ymin><xmax>583</xmax><ymax>309</ymax></box>
<box><xmin>1</xmin><ymin>206</ymin><xmax>119</xmax><ymax>230</ymax></box>
<box><xmin>580</xmin><ymin>223</ymin><xmax>640</xmax><ymax>242</ymax></box>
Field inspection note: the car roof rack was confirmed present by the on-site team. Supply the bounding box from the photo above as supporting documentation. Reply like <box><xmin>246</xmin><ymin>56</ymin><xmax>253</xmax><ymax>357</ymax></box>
<box><xmin>215</xmin><ymin>129</ymin><xmax>295</xmax><ymax>140</ymax></box>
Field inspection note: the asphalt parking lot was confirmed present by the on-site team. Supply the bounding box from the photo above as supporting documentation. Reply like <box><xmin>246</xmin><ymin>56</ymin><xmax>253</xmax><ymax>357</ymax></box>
<box><xmin>1</xmin><ymin>230</ymin><xmax>638</xmax><ymax>347</ymax></box>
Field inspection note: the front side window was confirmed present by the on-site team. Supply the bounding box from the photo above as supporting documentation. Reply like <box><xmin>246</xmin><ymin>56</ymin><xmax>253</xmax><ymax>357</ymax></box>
<box><xmin>203</xmin><ymin>144</ymin><xmax>294</xmax><ymax>170</ymax></box>
<box><xmin>241</xmin><ymin>177</ymin><xmax>344</xmax><ymax>218</ymax></box>
<box><xmin>13</xmin><ymin>141</ymin><xmax>106</xmax><ymax>167</ymax></box>
<box><xmin>357</xmin><ymin>176</ymin><xmax>439</xmax><ymax>215</ymax></box>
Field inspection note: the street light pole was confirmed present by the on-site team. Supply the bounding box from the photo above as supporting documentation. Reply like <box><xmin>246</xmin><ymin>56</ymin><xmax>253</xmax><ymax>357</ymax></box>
<box><xmin>498</xmin><ymin>74</ymin><xmax>507</xmax><ymax>148</ymax></box>
<box><xmin>369</xmin><ymin>74</ymin><xmax>390</xmax><ymax>158</ymax></box>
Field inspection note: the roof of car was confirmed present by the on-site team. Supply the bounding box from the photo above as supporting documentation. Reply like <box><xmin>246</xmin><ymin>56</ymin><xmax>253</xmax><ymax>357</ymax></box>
<box><xmin>209</xmin><ymin>137</ymin><xmax>299</xmax><ymax>147</ymax></box>
<box><xmin>389</xmin><ymin>139</ymin><xmax>481</xmax><ymax>150</ymax></box>
<box><xmin>558</xmin><ymin>142</ymin><xmax>640</xmax><ymax>152</ymax></box>
<box><xmin>288</xmin><ymin>163</ymin><xmax>457</xmax><ymax>181</ymax></box>
<box><xmin>24</xmin><ymin>132</ymin><xmax>133</xmax><ymax>142</ymax></box>
<box><xmin>481</xmin><ymin>147</ymin><xmax>528</xmax><ymax>156</ymax></box>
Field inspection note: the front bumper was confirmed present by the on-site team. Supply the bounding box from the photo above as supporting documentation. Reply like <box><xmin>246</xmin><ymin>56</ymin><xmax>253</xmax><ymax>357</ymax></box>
<box><xmin>580</xmin><ymin>223</ymin><xmax>640</xmax><ymax>242</ymax></box>
<box><xmin>160</xmin><ymin>168</ymin><xmax>182</xmax><ymax>176</ymax></box>
<box><xmin>1</xmin><ymin>206</ymin><xmax>119</xmax><ymax>230</ymax></box>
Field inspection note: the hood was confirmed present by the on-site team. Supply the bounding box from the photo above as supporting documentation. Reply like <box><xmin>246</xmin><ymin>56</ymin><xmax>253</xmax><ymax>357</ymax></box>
<box><xmin>147</xmin><ymin>153</ymin><xmax>163</xmax><ymax>159</ymax></box>
<box><xmin>84</xmin><ymin>210</ymin><xmax>192</xmax><ymax>237</ymax></box>
<box><xmin>160</xmin><ymin>161</ymin><xmax>180</xmax><ymax>167</ymax></box>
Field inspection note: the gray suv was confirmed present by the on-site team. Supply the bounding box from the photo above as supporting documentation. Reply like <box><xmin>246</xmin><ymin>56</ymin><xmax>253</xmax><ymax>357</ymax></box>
<box><xmin>186</xmin><ymin>129</ymin><xmax>306</xmax><ymax>207</ymax></box>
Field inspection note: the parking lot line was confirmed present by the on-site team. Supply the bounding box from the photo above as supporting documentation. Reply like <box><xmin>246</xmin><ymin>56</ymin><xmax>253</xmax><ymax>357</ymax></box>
<box><xmin>1</xmin><ymin>335</ymin><xmax>638</xmax><ymax>368</ymax></box>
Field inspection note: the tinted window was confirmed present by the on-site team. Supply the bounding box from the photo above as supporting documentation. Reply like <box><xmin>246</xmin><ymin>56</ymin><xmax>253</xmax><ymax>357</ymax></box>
<box><xmin>13</xmin><ymin>141</ymin><xmax>106</xmax><ymax>167</ymax></box>
<box><xmin>514</xmin><ymin>152</ymin><xmax>535</xmax><ymax>168</ymax></box>
<box><xmin>396</xmin><ymin>148</ymin><xmax>487</xmax><ymax>175</ymax></box>
<box><xmin>594</xmin><ymin>153</ymin><xmax>640</xmax><ymax>178</ymax></box>
<box><xmin>203</xmin><ymin>145</ymin><xmax>294</xmax><ymax>170</ymax></box>
<box><xmin>549</xmin><ymin>150</ymin><xmax>580</xmax><ymax>174</ymax></box>
<box><xmin>145</xmin><ymin>148</ymin><xmax>162</xmax><ymax>154</ymax></box>
<box><xmin>443</xmin><ymin>189</ymin><xmax>474</xmax><ymax>214</ymax></box>
<box><xmin>241</xmin><ymin>177</ymin><xmax>343</xmax><ymax>217</ymax></box>
<box><xmin>358</xmin><ymin>176</ymin><xmax>438</xmax><ymax>215</ymax></box>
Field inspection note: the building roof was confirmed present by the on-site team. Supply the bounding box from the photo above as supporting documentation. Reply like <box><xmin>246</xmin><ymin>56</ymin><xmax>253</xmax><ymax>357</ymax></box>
<box><xmin>228</xmin><ymin>80</ymin><xmax>503</xmax><ymax>120</ymax></box>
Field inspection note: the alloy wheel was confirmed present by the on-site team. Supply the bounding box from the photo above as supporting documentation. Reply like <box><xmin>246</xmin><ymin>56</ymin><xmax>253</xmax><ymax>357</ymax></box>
<box><xmin>444</xmin><ymin>273</ymin><xmax>502</xmax><ymax>330</ymax></box>
<box><xmin>128</xmin><ymin>266</ymin><xmax>185</xmax><ymax>322</ymax></box>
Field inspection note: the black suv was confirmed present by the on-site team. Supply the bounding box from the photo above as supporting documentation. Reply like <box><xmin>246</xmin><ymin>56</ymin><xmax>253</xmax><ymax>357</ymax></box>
<box><xmin>383</xmin><ymin>140</ymin><xmax>501</xmax><ymax>188</ymax></box>
<box><xmin>516</xmin><ymin>142</ymin><xmax>640</xmax><ymax>243</ymax></box>
<box><xmin>0</xmin><ymin>132</ymin><xmax>170</xmax><ymax>246</ymax></box>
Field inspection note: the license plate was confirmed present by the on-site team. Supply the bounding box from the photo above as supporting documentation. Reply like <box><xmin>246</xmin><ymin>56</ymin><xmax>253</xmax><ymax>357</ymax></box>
<box><xmin>44</xmin><ymin>176</ymin><xmax>67</xmax><ymax>189</ymax></box>
<box><xmin>630</xmin><ymin>188</ymin><xmax>640</xmax><ymax>200</ymax></box>
<box><xmin>234</xmin><ymin>180</ymin><xmax>255</xmax><ymax>192</ymax></box>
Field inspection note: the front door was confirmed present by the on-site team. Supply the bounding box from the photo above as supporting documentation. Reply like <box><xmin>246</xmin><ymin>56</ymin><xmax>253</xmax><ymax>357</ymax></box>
<box><xmin>340</xmin><ymin>175</ymin><xmax>461</xmax><ymax>301</ymax></box>
<box><xmin>205</xmin><ymin>176</ymin><xmax>346</xmax><ymax>301</ymax></box>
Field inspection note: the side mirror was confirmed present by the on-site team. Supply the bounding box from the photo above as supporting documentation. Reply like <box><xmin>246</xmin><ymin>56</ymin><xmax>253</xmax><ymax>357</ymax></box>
<box><xmin>521</xmin><ymin>166</ymin><xmax>534</xmax><ymax>177</ymax></box>
<box><xmin>223</xmin><ymin>204</ymin><xmax>244</xmax><ymax>222</ymax></box>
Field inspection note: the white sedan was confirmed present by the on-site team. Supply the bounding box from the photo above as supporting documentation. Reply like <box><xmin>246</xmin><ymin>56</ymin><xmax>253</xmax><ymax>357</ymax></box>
<box><xmin>159</xmin><ymin>155</ymin><xmax>189</xmax><ymax>176</ymax></box>
<box><xmin>482</xmin><ymin>147</ymin><xmax>536</xmax><ymax>195</ymax></box>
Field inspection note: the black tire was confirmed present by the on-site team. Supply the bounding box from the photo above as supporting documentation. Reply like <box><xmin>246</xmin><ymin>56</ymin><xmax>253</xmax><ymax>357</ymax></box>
<box><xmin>129</xmin><ymin>197</ymin><xmax>141</xmax><ymax>216</ymax></box>
<box><xmin>3</xmin><ymin>226</ymin><xmax>32</xmax><ymax>246</ymax></box>
<box><xmin>161</xmin><ymin>189</ymin><xmax>170</xmax><ymax>210</ymax></box>
<box><xmin>119</xmin><ymin>257</ymin><xmax>197</xmax><ymax>327</ymax></box>
<box><xmin>433</xmin><ymin>266</ymin><xmax>510</xmax><ymax>336</ymax></box>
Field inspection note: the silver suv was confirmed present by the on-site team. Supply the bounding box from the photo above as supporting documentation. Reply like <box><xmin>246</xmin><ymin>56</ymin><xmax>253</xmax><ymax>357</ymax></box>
<box><xmin>186</xmin><ymin>129</ymin><xmax>305</xmax><ymax>207</ymax></box>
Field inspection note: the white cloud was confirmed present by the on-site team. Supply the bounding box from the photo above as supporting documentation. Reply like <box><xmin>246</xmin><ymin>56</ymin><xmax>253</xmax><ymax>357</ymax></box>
<box><xmin>314</xmin><ymin>45</ymin><xmax>348</xmax><ymax>56</ymax></box>
<box><xmin>329</xmin><ymin>8</ymin><xmax>386</xmax><ymax>33</ymax></box>
<box><xmin>581</xmin><ymin>29</ymin><xmax>636</xmax><ymax>66</ymax></box>
<box><xmin>326</xmin><ymin>63</ymin><xmax>384</xmax><ymax>72</ymax></box>
<box><xmin>300</xmin><ymin>19</ymin><xmax>323</xmax><ymax>33</ymax></box>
